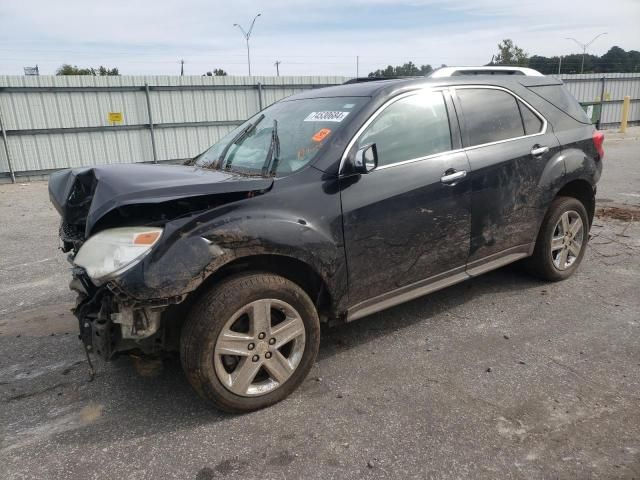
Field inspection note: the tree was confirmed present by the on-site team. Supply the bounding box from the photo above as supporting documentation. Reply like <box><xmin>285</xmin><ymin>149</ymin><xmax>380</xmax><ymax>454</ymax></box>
<box><xmin>56</xmin><ymin>64</ymin><xmax>119</xmax><ymax>75</ymax></box>
<box><xmin>367</xmin><ymin>62</ymin><xmax>433</xmax><ymax>78</ymax></box>
<box><xmin>493</xmin><ymin>39</ymin><xmax>529</xmax><ymax>66</ymax></box>
<box><xmin>204</xmin><ymin>68</ymin><xmax>228</xmax><ymax>76</ymax></box>
<box><xmin>97</xmin><ymin>66</ymin><xmax>119</xmax><ymax>76</ymax></box>
<box><xmin>628</xmin><ymin>51</ymin><xmax>640</xmax><ymax>72</ymax></box>
<box><xmin>597</xmin><ymin>46</ymin><xmax>630</xmax><ymax>72</ymax></box>
<box><xmin>523</xmin><ymin>46</ymin><xmax>639</xmax><ymax>74</ymax></box>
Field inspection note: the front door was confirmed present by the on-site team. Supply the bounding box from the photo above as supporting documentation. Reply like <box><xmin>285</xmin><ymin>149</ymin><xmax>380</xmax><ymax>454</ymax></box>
<box><xmin>340</xmin><ymin>90</ymin><xmax>472</xmax><ymax>307</ymax></box>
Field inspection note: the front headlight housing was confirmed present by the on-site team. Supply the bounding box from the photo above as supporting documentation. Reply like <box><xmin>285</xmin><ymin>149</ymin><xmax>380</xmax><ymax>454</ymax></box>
<box><xmin>74</xmin><ymin>227</ymin><xmax>163</xmax><ymax>284</ymax></box>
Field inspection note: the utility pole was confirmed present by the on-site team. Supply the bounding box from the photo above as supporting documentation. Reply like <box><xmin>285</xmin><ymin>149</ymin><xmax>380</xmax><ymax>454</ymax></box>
<box><xmin>180</xmin><ymin>59</ymin><xmax>184</xmax><ymax>76</ymax></box>
<box><xmin>356</xmin><ymin>56</ymin><xmax>359</xmax><ymax>78</ymax></box>
<box><xmin>274</xmin><ymin>60</ymin><xmax>281</xmax><ymax>76</ymax></box>
<box><xmin>565</xmin><ymin>32</ymin><xmax>607</xmax><ymax>73</ymax></box>
<box><xmin>234</xmin><ymin>13</ymin><xmax>262</xmax><ymax>76</ymax></box>
<box><xmin>558</xmin><ymin>56</ymin><xmax>562</xmax><ymax>75</ymax></box>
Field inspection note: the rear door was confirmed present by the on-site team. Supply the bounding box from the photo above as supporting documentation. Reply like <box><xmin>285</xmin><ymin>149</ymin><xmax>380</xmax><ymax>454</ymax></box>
<box><xmin>452</xmin><ymin>86</ymin><xmax>560</xmax><ymax>271</ymax></box>
<box><xmin>340</xmin><ymin>89</ymin><xmax>471</xmax><ymax>306</ymax></box>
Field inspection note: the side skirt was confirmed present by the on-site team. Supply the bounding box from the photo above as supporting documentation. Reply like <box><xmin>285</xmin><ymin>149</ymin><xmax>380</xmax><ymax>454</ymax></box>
<box><xmin>345</xmin><ymin>243</ymin><xmax>533</xmax><ymax>322</ymax></box>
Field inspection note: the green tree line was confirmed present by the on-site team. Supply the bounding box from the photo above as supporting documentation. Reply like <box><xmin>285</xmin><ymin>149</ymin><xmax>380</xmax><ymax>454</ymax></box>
<box><xmin>56</xmin><ymin>64</ymin><xmax>120</xmax><ymax>76</ymax></box>
<box><xmin>368</xmin><ymin>41</ymin><xmax>640</xmax><ymax>77</ymax></box>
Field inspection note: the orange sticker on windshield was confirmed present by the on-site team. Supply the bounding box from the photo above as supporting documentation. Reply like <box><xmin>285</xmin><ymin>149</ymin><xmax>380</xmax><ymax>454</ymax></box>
<box><xmin>312</xmin><ymin>128</ymin><xmax>331</xmax><ymax>142</ymax></box>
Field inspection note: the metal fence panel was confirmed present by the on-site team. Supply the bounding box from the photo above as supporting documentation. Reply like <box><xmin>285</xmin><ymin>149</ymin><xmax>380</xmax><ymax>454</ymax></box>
<box><xmin>558</xmin><ymin>73</ymin><xmax>640</xmax><ymax>126</ymax></box>
<box><xmin>0</xmin><ymin>75</ymin><xmax>348</xmax><ymax>176</ymax></box>
<box><xmin>1</xmin><ymin>73</ymin><xmax>637</xmax><ymax>178</ymax></box>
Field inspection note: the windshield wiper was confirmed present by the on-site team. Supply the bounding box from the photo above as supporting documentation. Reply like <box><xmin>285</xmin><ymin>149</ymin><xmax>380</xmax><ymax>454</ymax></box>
<box><xmin>261</xmin><ymin>119</ymin><xmax>280</xmax><ymax>177</ymax></box>
<box><xmin>218</xmin><ymin>114</ymin><xmax>265</xmax><ymax>169</ymax></box>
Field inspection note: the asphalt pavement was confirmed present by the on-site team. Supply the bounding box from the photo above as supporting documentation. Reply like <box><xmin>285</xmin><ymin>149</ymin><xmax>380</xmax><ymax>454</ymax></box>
<box><xmin>1</xmin><ymin>128</ymin><xmax>639</xmax><ymax>479</ymax></box>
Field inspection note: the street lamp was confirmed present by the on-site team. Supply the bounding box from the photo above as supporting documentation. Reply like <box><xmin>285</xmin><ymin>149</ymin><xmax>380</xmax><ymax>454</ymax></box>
<box><xmin>234</xmin><ymin>13</ymin><xmax>261</xmax><ymax>76</ymax></box>
<box><xmin>565</xmin><ymin>32</ymin><xmax>607</xmax><ymax>73</ymax></box>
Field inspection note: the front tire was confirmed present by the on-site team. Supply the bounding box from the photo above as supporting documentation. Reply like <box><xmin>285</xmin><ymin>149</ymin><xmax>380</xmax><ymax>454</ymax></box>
<box><xmin>180</xmin><ymin>273</ymin><xmax>320</xmax><ymax>413</ymax></box>
<box><xmin>524</xmin><ymin>196</ymin><xmax>589</xmax><ymax>281</ymax></box>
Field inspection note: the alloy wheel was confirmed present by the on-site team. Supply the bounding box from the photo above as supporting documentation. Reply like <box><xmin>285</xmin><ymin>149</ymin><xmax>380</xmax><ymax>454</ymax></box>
<box><xmin>214</xmin><ymin>299</ymin><xmax>306</xmax><ymax>397</ymax></box>
<box><xmin>550</xmin><ymin>210</ymin><xmax>584</xmax><ymax>270</ymax></box>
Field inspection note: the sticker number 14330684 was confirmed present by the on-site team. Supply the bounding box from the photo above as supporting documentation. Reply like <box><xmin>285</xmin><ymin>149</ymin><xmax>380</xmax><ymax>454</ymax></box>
<box><xmin>303</xmin><ymin>111</ymin><xmax>350</xmax><ymax>122</ymax></box>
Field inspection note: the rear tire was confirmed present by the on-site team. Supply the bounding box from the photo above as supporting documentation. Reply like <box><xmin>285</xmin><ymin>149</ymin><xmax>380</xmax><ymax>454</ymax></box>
<box><xmin>524</xmin><ymin>196</ymin><xmax>589</xmax><ymax>281</ymax></box>
<box><xmin>180</xmin><ymin>273</ymin><xmax>320</xmax><ymax>413</ymax></box>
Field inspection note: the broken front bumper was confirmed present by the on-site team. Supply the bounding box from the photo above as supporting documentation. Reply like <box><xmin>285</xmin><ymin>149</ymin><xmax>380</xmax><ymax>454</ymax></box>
<box><xmin>71</xmin><ymin>268</ymin><xmax>168</xmax><ymax>360</ymax></box>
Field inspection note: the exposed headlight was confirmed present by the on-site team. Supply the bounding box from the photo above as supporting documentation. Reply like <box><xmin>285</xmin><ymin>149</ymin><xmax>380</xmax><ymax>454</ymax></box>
<box><xmin>74</xmin><ymin>227</ymin><xmax>163</xmax><ymax>284</ymax></box>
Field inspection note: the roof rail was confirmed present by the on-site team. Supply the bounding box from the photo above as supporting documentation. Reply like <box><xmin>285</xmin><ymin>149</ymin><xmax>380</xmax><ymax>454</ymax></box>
<box><xmin>342</xmin><ymin>76</ymin><xmax>424</xmax><ymax>85</ymax></box>
<box><xmin>429</xmin><ymin>66</ymin><xmax>543</xmax><ymax>78</ymax></box>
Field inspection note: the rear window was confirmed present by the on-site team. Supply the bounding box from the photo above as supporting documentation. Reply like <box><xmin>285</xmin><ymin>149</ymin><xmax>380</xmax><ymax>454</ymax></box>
<box><xmin>527</xmin><ymin>85</ymin><xmax>590</xmax><ymax>124</ymax></box>
<box><xmin>456</xmin><ymin>88</ymin><xmax>525</xmax><ymax>146</ymax></box>
<box><xmin>517</xmin><ymin>100</ymin><xmax>544</xmax><ymax>135</ymax></box>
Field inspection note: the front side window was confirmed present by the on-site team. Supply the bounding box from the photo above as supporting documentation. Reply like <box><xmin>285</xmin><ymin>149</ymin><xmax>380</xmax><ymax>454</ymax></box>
<box><xmin>356</xmin><ymin>91</ymin><xmax>452</xmax><ymax>167</ymax></box>
<box><xmin>456</xmin><ymin>88</ymin><xmax>525</xmax><ymax>147</ymax></box>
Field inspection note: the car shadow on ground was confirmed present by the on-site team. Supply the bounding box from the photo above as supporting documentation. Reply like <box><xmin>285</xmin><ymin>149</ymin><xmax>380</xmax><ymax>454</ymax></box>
<box><xmin>2</xmin><ymin>263</ymin><xmax>547</xmax><ymax>449</ymax></box>
<box><xmin>318</xmin><ymin>262</ymin><xmax>545</xmax><ymax>360</ymax></box>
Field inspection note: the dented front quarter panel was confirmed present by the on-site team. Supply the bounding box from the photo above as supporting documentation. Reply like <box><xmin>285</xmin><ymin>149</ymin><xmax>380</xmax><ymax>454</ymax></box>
<box><xmin>112</xmin><ymin>166</ymin><xmax>349</xmax><ymax>314</ymax></box>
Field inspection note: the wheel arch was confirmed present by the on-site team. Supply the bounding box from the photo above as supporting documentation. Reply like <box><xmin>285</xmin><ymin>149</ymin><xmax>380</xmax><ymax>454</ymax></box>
<box><xmin>186</xmin><ymin>253</ymin><xmax>335</xmax><ymax>323</ymax></box>
<box><xmin>555</xmin><ymin>179</ymin><xmax>596</xmax><ymax>226</ymax></box>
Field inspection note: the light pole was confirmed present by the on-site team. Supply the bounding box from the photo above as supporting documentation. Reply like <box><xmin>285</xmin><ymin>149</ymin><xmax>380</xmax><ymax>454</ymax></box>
<box><xmin>234</xmin><ymin>13</ymin><xmax>261</xmax><ymax>76</ymax></box>
<box><xmin>565</xmin><ymin>32</ymin><xmax>607</xmax><ymax>73</ymax></box>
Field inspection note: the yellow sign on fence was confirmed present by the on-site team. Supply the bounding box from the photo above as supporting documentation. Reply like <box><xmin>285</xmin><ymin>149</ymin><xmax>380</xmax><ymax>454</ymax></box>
<box><xmin>108</xmin><ymin>112</ymin><xmax>123</xmax><ymax>124</ymax></box>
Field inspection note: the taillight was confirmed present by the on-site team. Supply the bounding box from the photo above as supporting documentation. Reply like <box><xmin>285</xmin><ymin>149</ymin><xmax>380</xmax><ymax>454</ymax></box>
<box><xmin>592</xmin><ymin>130</ymin><xmax>605</xmax><ymax>160</ymax></box>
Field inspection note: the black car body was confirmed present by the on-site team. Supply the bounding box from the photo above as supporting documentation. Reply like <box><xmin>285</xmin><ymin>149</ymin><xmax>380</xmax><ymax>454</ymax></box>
<box><xmin>49</xmin><ymin>74</ymin><xmax>603</xmax><ymax>410</ymax></box>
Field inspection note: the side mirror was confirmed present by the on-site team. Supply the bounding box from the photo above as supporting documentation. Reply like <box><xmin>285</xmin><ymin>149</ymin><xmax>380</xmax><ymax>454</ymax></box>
<box><xmin>354</xmin><ymin>143</ymin><xmax>378</xmax><ymax>173</ymax></box>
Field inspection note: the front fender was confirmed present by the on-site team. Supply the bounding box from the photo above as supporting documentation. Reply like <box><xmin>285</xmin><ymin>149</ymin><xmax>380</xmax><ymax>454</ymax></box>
<box><xmin>113</xmin><ymin>203</ymin><xmax>345</xmax><ymax>308</ymax></box>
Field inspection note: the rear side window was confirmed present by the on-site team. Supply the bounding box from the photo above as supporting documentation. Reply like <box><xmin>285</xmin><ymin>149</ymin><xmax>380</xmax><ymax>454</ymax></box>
<box><xmin>456</xmin><ymin>88</ymin><xmax>525</xmax><ymax>147</ymax></box>
<box><xmin>527</xmin><ymin>85</ymin><xmax>591</xmax><ymax>124</ymax></box>
<box><xmin>518</xmin><ymin>100</ymin><xmax>543</xmax><ymax>135</ymax></box>
<box><xmin>357</xmin><ymin>91</ymin><xmax>451</xmax><ymax>167</ymax></box>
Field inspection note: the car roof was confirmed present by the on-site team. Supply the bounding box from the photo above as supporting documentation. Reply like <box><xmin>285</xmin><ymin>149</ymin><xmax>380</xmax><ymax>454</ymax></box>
<box><xmin>283</xmin><ymin>75</ymin><xmax>563</xmax><ymax>102</ymax></box>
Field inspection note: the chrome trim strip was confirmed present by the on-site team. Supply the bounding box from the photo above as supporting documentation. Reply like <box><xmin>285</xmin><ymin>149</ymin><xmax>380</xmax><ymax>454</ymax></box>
<box><xmin>346</xmin><ymin>268</ymin><xmax>469</xmax><ymax>322</ymax></box>
<box><xmin>465</xmin><ymin>243</ymin><xmax>533</xmax><ymax>276</ymax></box>
<box><xmin>345</xmin><ymin>245</ymin><xmax>534</xmax><ymax>322</ymax></box>
<box><xmin>339</xmin><ymin>84</ymin><xmax>549</xmax><ymax>175</ymax></box>
<box><xmin>467</xmin><ymin>253</ymin><xmax>528</xmax><ymax>277</ymax></box>
<box><xmin>374</xmin><ymin>148</ymin><xmax>465</xmax><ymax>171</ymax></box>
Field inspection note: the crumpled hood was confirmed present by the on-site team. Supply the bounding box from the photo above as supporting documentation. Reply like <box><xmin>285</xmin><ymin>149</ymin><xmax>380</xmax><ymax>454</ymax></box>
<box><xmin>49</xmin><ymin>163</ymin><xmax>273</xmax><ymax>235</ymax></box>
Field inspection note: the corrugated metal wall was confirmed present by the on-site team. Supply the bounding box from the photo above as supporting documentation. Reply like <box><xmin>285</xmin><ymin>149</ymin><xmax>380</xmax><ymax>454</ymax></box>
<box><xmin>558</xmin><ymin>73</ymin><xmax>640</xmax><ymax>125</ymax></box>
<box><xmin>0</xmin><ymin>75</ymin><xmax>347</xmax><ymax>177</ymax></box>
<box><xmin>1</xmin><ymin>73</ymin><xmax>638</xmax><ymax>179</ymax></box>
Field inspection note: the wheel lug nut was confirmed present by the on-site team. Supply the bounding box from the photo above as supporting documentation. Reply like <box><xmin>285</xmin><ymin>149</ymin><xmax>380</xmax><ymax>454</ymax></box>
<box><xmin>265</xmin><ymin>352</ymin><xmax>272</xmax><ymax>359</ymax></box>
<box><xmin>252</xmin><ymin>355</ymin><xmax>259</xmax><ymax>362</ymax></box>
<box><xmin>248</xmin><ymin>343</ymin><xmax>255</xmax><ymax>350</ymax></box>
<box><xmin>269</xmin><ymin>338</ymin><xmax>275</xmax><ymax>345</ymax></box>
<box><xmin>258</xmin><ymin>332</ymin><xmax>266</xmax><ymax>340</ymax></box>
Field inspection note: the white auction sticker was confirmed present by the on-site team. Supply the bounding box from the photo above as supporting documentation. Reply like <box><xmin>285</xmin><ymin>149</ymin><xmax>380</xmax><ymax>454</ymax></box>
<box><xmin>303</xmin><ymin>111</ymin><xmax>350</xmax><ymax>122</ymax></box>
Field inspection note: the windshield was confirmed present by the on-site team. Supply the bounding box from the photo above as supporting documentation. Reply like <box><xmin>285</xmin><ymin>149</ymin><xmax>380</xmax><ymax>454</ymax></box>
<box><xmin>194</xmin><ymin>97</ymin><xmax>368</xmax><ymax>176</ymax></box>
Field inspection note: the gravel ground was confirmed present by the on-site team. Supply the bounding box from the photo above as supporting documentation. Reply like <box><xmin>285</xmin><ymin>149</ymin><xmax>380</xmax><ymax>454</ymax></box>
<box><xmin>0</xmin><ymin>129</ymin><xmax>639</xmax><ymax>479</ymax></box>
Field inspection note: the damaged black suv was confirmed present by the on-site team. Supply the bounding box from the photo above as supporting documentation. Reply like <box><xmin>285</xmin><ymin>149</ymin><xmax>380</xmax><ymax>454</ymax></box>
<box><xmin>49</xmin><ymin>74</ymin><xmax>603</xmax><ymax>412</ymax></box>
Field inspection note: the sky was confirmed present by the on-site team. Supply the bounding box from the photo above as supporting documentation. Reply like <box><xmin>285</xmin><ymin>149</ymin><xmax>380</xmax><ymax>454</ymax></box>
<box><xmin>1</xmin><ymin>0</ymin><xmax>639</xmax><ymax>77</ymax></box>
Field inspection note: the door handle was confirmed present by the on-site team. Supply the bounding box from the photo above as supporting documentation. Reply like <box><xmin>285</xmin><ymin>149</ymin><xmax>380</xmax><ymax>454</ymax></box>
<box><xmin>531</xmin><ymin>145</ymin><xmax>549</xmax><ymax>157</ymax></box>
<box><xmin>440</xmin><ymin>169</ymin><xmax>467</xmax><ymax>184</ymax></box>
